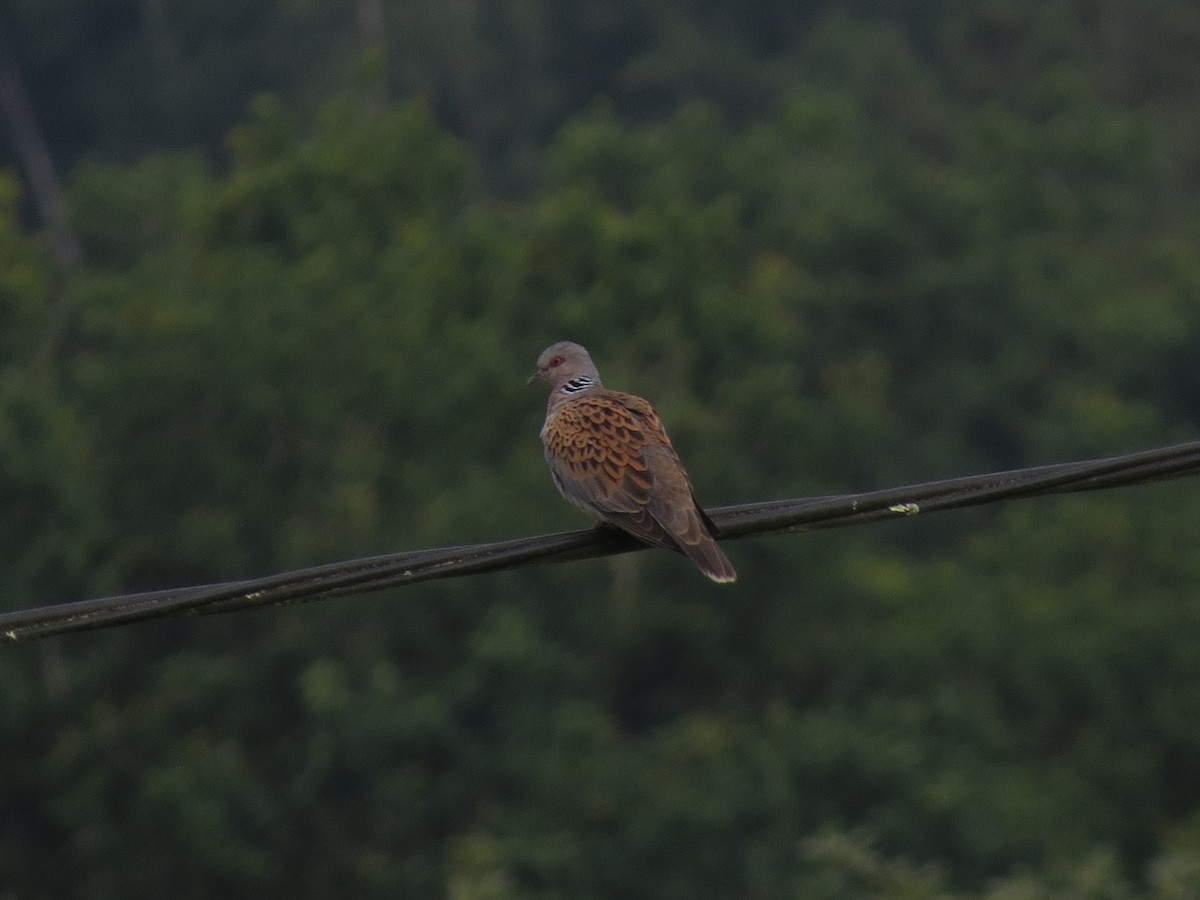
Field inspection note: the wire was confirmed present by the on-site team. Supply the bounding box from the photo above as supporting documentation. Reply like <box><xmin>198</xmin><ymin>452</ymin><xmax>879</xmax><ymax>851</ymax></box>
<box><xmin>4</xmin><ymin>439</ymin><xmax>1200</xmax><ymax>641</ymax></box>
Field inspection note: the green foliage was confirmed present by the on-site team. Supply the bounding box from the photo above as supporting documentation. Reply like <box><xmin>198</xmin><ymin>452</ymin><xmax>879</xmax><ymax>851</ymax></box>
<box><xmin>3</xmin><ymin>3</ymin><xmax>1200</xmax><ymax>898</ymax></box>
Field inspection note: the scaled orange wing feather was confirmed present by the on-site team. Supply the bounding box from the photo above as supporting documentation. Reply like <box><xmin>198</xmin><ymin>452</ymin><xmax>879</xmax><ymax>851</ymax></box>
<box><xmin>543</xmin><ymin>391</ymin><xmax>691</xmax><ymax>553</ymax></box>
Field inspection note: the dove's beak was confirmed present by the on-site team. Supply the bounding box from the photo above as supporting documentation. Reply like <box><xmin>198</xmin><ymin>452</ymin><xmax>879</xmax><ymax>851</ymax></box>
<box><xmin>527</xmin><ymin>369</ymin><xmax>544</xmax><ymax>385</ymax></box>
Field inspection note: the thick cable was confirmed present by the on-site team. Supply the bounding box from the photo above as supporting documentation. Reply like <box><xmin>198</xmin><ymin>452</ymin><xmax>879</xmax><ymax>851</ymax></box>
<box><xmin>4</xmin><ymin>439</ymin><xmax>1200</xmax><ymax>641</ymax></box>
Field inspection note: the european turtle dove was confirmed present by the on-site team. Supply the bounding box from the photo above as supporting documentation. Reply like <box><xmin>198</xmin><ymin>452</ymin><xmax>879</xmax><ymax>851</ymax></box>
<box><xmin>529</xmin><ymin>341</ymin><xmax>736</xmax><ymax>583</ymax></box>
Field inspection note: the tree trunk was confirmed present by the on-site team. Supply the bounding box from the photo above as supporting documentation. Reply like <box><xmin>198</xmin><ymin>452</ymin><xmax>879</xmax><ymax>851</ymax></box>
<box><xmin>0</xmin><ymin>34</ymin><xmax>82</xmax><ymax>266</ymax></box>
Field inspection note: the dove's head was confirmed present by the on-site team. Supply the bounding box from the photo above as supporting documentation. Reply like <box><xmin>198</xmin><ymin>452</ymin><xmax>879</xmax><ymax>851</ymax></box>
<box><xmin>528</xmin><ymin>341</ymin><xmax>602</xmax><ymax>388</ymax></box>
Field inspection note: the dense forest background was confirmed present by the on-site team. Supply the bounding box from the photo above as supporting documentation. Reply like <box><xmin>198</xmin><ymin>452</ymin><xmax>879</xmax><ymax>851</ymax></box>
<box><xmin>4</xmin><ymin>1</ymin><xmax>1200</xmax><ymax>897</ymax></box>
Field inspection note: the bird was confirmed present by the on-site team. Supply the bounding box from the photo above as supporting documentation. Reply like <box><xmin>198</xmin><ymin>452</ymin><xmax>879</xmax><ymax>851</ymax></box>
<box><xmin>528</xmin><ymin>341</ymin><xmax>736</xmax><ymax>583</ymax></box>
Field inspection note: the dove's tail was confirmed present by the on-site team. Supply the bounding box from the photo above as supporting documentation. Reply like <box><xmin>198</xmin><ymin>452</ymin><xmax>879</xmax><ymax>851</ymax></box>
<box><xmin>680</xmin><ymin>534</ymin><xmax>737</xmax><ymax>584</ymax></box>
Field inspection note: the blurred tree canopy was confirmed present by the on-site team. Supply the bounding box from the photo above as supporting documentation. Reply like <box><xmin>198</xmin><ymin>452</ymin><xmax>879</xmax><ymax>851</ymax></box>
<box><xmin>3</xmin><ymin>1</ymin><xmax>1200</xmax><ymax>898</ymax></box>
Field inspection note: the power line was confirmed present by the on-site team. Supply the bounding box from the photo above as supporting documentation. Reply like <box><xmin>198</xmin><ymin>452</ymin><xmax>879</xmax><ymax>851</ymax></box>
<box><xmin>4</xmin><ymin>439</ymin><xmax>1200</xmax><ymax>641</ymax></box>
